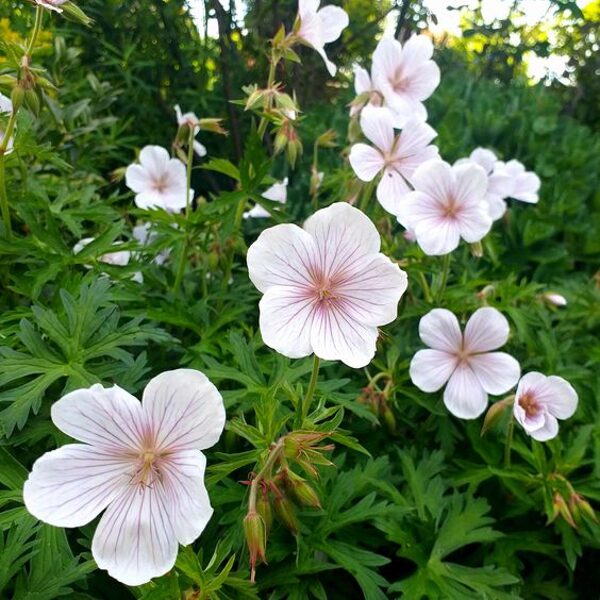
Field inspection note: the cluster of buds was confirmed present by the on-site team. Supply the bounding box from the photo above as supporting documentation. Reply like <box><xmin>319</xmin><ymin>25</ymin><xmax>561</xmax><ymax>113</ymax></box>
<box><xmin>243</xmin><ymin>431</ymin><xmax>334</xmax><ymax>581</ymax></box>
<box><xmin>9</xmin><ymin>56</ymin><xmax>55</xmax><ymax>117</ymax></box>
<box><xmin>358</xmin><ymin>375</ymin><xmax>396</xmax><ymax>433</ymax></box>
<box><xmin>545</xmin><ymin>474</ymin><xmax>597</xmax><ymax>530</ymax></box>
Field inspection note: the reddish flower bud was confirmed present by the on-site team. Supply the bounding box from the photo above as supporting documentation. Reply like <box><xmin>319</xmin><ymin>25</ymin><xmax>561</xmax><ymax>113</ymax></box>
<box><xmin>243</xmin><ymin>510</ymin><xmax>266</xmax><ymax>582</ymax></box>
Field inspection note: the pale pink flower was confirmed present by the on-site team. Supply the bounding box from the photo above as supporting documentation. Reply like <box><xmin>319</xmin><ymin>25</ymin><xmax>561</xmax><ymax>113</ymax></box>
<box><xmin>74</xmin><ymin>237</ymin><xmax>131</xmax><ymax>267</ymax></box>
<box><xmin>244</xmin><ymin>177</ymin><xmax>288</xmax><ymax>219</ymax></box>
<box><xmin>133</xmin><ymin>222</ymin><xmax>171</xmax><ymax>266</ymax></box>
<box><xmin>371</xmin><ymin>35</ymin><xmax>440</xmax><ymax>126</ymax></box>
<box><xmin>23</xmin><ymin>369</ymin><xmax>226</xmax><ymax>586</ymax></box>
<box><xmin>296</xmin><ymin>0</ymin><xmax>349</xmax><ymax>76</ymax></box>
<box><xmin>246</xmin><ymin>202</ymin><xmax>407</xmax><ymax>368</ymax></box>
<box><xmin>455</xmin><ymin>148</ymin><xmax>513</xmax><ymax>220</ymax></box>
<box><xmin>174</xmin><ymin>105</ymin><xmax>207</xmax><ymax>157</ymax></box>
<box><xmin>494</xmin><ymin>159</ymin><xmax>540</xmax><ymax>204</ymax></box>
<box><xmin>543</xmin><ymin>292</ymin><xmax>567</xmax><ymax>307</ymax></box>
<box><xmin>0</xmin><ymin>93</ymin><xmax>14</xmax><ymax>154</ymax></box>
<box><xmin>125</xmin><ymin>146</ymin><xmax>193</xmax><ymax>212</ymax></box>
<box><xmin>410</xmin><ymin>307</ymin><xmax>521</xmax><ymax>419</ymax></box>
<box><xmin>396</xmin><ymin>159</ymin><xmax>492</xmax><ymax>256</ymax></box>
<box><xmin>348</xmin><ymin>106</ymin><xmax>438</xmax><ymax>215</ymax></box>
<box><xmin>513</xmin><ymin>372</ymin><xmax>577</xmax><ymax>441</ymax></box>
<box><xmin>35</xmin><ymin>0</ymin><xmax>67</xmax><ymax>12</ymax></box>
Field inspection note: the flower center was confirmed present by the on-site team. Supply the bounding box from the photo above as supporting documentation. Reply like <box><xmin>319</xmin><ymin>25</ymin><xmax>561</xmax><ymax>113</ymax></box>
<box><xmin>443</xmin><ymin>197</ymin><xmax>460</xmax><ymax>220</ymax></box>
<box><xmin>152</xmin><ymin>175</ymin><xmax>169</xmax><ymax>193</ymax></box>
<box><xmin>392</xmin><ymin>67</ymin><xmax>407</xmax><ymax>93</ymax></box>
<box><xmin>518</xmin><ymin>390</ymin><xmax>540</xmax><ymax>418</ymax></box>
<box><xmin>131</xmin><ymin>449</ymin><xmax>163</xmax><ymax>488</ymax></box>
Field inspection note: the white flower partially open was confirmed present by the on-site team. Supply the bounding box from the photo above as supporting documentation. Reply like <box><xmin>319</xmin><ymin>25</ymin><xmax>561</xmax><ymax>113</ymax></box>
<box><xmin>513</xmin><ymin>372</ymin><xmax>577</xmax><ymax>441</ymax></box>
<box><xmin>349</xmin><ymin>106</ymin><xmax>438</xmax><ymax>215</ymax></box>
<box><xmin>23</xmin><ymin>369</ymin><xmax>226</xmax><ymax>586</ymax></box>
<box><xmin>410</xmin><ymin>307</ymin><xmax>521</xmax><ymax>419</ymax></box>
<box><xmin>244</xmin><ymin>177</ymin><xmax>288</xmax><ymax>219</ymax></box>
<box><xmin>73</xmin><ymin>237</ymin><xmax>131</xmax><ymax>267</ymax></box>
<box><xmin>396</xmin><ymin>159</ymin><xmax>492</xmax><ymax>256</ymax></box>
<box><xmin>296</xmin><ymin>0</ymin><xmax>349</xmax><ymax>76</ymax></box>
<box><xmin>0</xmin><ymin>93</ymin><xmax>14</xmax><ymax>154</ymax></box>
<box><xmin>247</xmin><ymin>202</ymin><xmax>408</xmax><ymax>368</ymax></box>
<box><xmin>371</xmin><ymin>35</ymin><xmax>441</xmax><ymax>127</ymax></box>
<box><xmin>125</xmin><ymin>146</ymin><xmax>193</xmax><ymax>212</ymax></box>
<box><xmin>494</xmin><ymin>159</ymin><xmax>541</xmax><ymax>204</ymax></box>
<box><xmin>174</xmin><ymin>105</ymin><xmax>207</xmax><ymax>157</ymax></box>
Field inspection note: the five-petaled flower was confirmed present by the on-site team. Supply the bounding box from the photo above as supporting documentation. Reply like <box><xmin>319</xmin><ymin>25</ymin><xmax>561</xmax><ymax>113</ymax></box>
<box><xmin>295</xmin><ymin>0</ymin><xmax>349</xmax><ymax>76</ymax></box>
<box><xmin>396</xmin><ymin>159</ymin><xmax>492</xmax><ymax>256</ymax></box>
<box><xmin>513</xmin><ymin>372</ymin><xmax>577</xmax><ymax>441</ymax></box>
<box><xmin>125</xmin><ymin>145</ymin><xmax>193</xmax><ymax>212</ymax></box>
<box><xmin>349</xmin><ymin>106</ymin><xmax>438</xmax><ymax>215</ymax></box>
<box><xmin>371</xmin><ymin>35</ymin><xmax>441</xmax><ymax>126</ymax></box>
<box><xmin>23</xmin><ymin>369</ymin><xmax>226</xmax><ymax>586</ymax></box>
<box><xmin>246</xmin><ymin>202</ymin><xmax>408</xmax><ymax>368</ymax></box>
<box><xmin>494</xmin><ymin>159</ymin><xmax>541</xmax><ymax>205</ymax></box>
<box><xmin>410</xmin><ymin>307</ymin><xmax>521</xmax><ymax>419</ymax></box>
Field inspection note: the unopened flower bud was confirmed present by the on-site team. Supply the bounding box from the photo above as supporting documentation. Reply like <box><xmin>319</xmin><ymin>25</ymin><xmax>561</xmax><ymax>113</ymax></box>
<box><xmin>569</xmin><ymin>493</ymin><xmax>597</xmax><ymax>525</ymax></box>
<box><xmin>273</xmin><ymin>491</ymin><xmax>299</xmax><ymax>533</ymax></box>
<box><xmin>470</xmin><ymin>241</ymin><xmax>483</xmax><ymax>258</ymax></box>
<box><xmin>256</xmin><ymin>487</ymin><xmax>273</xmax><ymax>533</ymax></box>
<box><xmin>198</xmin><ymin>118</ymin><xmax>227</xmax><ymax>135</ymax></box>
<box><xmin>11</xmin><ymin>86</ymin><xmax>25</xmax><ymax>111</ymax></box>
<box><xmin>476</xmin><ymin>284</ymin><xmax>495</xmax><ymax>301</ymax></box>
<box><xmin>283</xmin><ymin>469</ymin><xmax>321</xmax><ymax>508</ymax></box>
<box><xmin>24</xmin><ymin>88</ymin><xmax>40</xmax><ymax>115</ymax></box>
<box><xmin>550</xmin><ymin>491</ymin><xmax>576</xmax><ymax>528</ymax></box>
<box><xmin>315</xmin><ymin>129</ymin><xmax>337</xmax><ymax>148</ymax></box>
<box><xmin>61</xmin><ymin>2</ymin><xmax>94</xmax><ymax>27</ymax></box>
<box><xmin>381</xmin><ymin>404</ymin><xmax>396</xmax><ymax>434</ymax></box>
<box><xmin>243</xmin><ymin>510</ymin><xmax>266</xmax><ymax>581</ymax></box>
<box><xmin>481</xmin><ymin>396</ymin><xmax>514</xmax><ymax>436</ymax></box>
<box><xmin>543</xmin><ymin>292</ymin><xmax>567</xmax><ymax>307</ymax></box>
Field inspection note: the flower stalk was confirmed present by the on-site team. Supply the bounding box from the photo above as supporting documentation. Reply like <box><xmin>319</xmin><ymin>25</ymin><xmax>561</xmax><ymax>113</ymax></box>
<box><xmin>301</xmin><ymin>355</ymin><xmax>320</xmax><ymax>422</ymax></box>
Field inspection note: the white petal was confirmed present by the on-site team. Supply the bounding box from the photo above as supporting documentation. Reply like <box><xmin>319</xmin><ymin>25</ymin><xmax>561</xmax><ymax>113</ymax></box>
<box><xmin>523</xmin><ymin>373</ymin><xmax>577</xmax><ymax>420</ymax></box>
<box><xmin>262</xmin><ymin>180</ymin><xmax>287</xmax><ymax>203</ymax></box>
<box><xmin>354</xmin><ymin>65</ymin><xmax>371</xmax><ymax>94</ymax></box>
<box><xmin>310</xmin><ymin>306</ymin><xmax>379</xmax><ymax>368</ymax></box>
<box><xmin>139</xmin><ymin>145</ymin><xmax>170</xmax><ymax>173</ymax></box>
<box><xmin>298</xmin><ymin>0</ymin><xmax>320</xmax><ymax>18</ymax></box>
<box><xmin>142</xmin><ymin>369</ymin><xmax>225</xmax><ymax>452</ymax></box>
<box><xmin>418</xmin><ymin>308</ymin><xmax>462</xmax><ymax>353</ymax></box>
<box><xmin>529</xmin><ymin>413</ymin><xmax>559</xmax><ymax>441</ymax></box>
<box><xmin>470</xmin><ymin>148</ymin><xmax>497</xmax><ymax>173</ymax></box>
<box><xmin>193</xmin><ymin>140</ymin><xmax>207</xmax><ymax>157</ymax></box>
<box><xmin>453</xmin><ymin>162</ymin><xmax>488</xmax><ymax>205</ymax></box>
<box><xmin>125</xmin><ymin>164</ymin><xmax>151</xmax><ymax>194</ymax></box>
<box><xmin>401</xmin><ymin>34</ymin><xmax>434</xmax><ymax>63</ymax></box>
<box><xmin>376</xmin><ymin>169</ymin><xmax>411</xmax><ymax>214</ymax></box>
<box><xmin>162</xmin><ymin>449</ymin><xmax>213</xmax><ymax>545</ymax></box>
<box><xmin>468</xmin><ymin>352</ymin><xmax>521</xmax><ymax>395</ymax></box>
<box><xmin>463</xmin><ymin>307</ymin><xmax>510</xmax><ymax>353</ymax></box>
<box><xmin>317</xmin><ymin>5</ymin><xmax>349</xmax><ymax>43</ymax></box>
<box><xmin>92</xmin><ymin>483</ymin><xmax>177</xmax><ymax>586</ymax></box>
<box><xmin>411</xmin><ymin>159</ymin><xmax>454</xmax><ymax>203</ymax></box>
<box><xmin>456</xmin><ymin>203</ymin><xmax>492</xmax><ymax>244</ymax></box>
<box><xmin>349</xmin><ymin>143</ymin><xmax>384</xmax><ymax>181</ymax></box>
<box><xmin>402</xmin><ymin>61</ymin><xmax>441</xmax><ymax>101</ymax></box>
<box><xmin>51</xmin><ymin>384</ymin><xmax>145</xmax><ymax>452</ymax></box>
<box><xmin>334</xmin><ymin>252</ymin><xmax>408</xmax><ymax>326</ymax></box>
<box><xmin>244</xmin><ymin>204</ymin><xmax>271</xmax><ymax>219</ymax></box>
<box><xmin>258</xmin><ymin>286</ymin><xmax>315</xmax><ymax>359</ymax></box>
<box><xmin>485</xmin><ymin>193</ymin><xmax>507</xmax><ymax>220</ymax></box>
<box><xmin>359</xmin><ymin>105</ymin><xmax>395</xmax><ymax>151</ymax></box>
<box><xmin>443</xmin><ymin>364</ymin><xmax>488</xmax><ymax>419</ymax></box>
<box><xmin>414</xmin><ymin>217</ymin><xmax>461</xmax><ymax>255</ymax></box>
<box><xmin>315</xmin><ymin>43</ymin><xmax>337</xmax><ymax>76</ymax></box>
<box><xmin>394</xmin><ymin>120</ymin><xmax>437</xmax><ymax>163</ymax></box>
<box><xmin>512</xmin><ymin>172</ymin><xmax>540</xmax><ymax>203</ymax></box>
<box><xmin>372</xmin><ymin>37</ymin><xmax>403</xmax><ymax>92</ymax></box>
<box><xmin>303</xmin><ymin>202</ymin><xmax>381</xmax><ymax>258</ymax></box>
<box><xmin>134</xmin><ymin>190</ymin><xmax>168</xmax><ymax>211</ymax></box>
<box><xmin>246</xmin><ymin>223</ymin><xmax>317</xmax><ymax>293</ymax></box>
<box><xmin>23</xmin><ymin>444</ymin><xmax>131</xmax><ymax>528</ymax></box>
<box><xmin>410</xmin><ymin>349</ymin><xmax>457</xmax><ymax>392</ymax></box>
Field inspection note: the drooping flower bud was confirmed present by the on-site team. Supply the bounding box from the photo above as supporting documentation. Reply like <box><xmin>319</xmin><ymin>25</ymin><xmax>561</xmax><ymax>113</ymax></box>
<box><xmin>481</xmin><ymin>396</ymin><xmax>514</xmax><ymax>436</ymax></box>
<box><xmin>273</xmin><ymin>490</ymin><xmax>299</xmax><ymax>534</ymax></box>
<box><xmin>256</xmin><ymin>486</ymin><xmax>273</xmax><ymax>533</ymax></box>
<box><xmin>243</xmin><ymin>510</ymin><xmax>266</xmax><ymax>582</ymax></box>
<box><xmin>282</xmin><ymin>468</ymin><xmax>321</xmax><ymax>508</ymax></box>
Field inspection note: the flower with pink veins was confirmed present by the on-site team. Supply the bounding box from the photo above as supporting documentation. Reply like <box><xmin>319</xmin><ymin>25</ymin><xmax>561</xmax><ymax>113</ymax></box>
<box><xmin>455</xmin><ymin>148</ymin><xmax>513</xmax><ymax>220</ymax></box>
<box><xmin>348</xmin><ymin>106</ymin><xmax>438</xmax><ymax>215</ymax></box>
<box><xmin>371</xmin><ymin>35</ymin><xmax>441</xmax><ymax>127</ymax></box>
<box><xmin>246</xmin><ymin>202</ymin><xmax>408</xmax><ymax>368</ymax></box>
<box><xmin>23</xmin><ymin>369</ymin><xmax>226</xmax><ymax>586</ymax></box>
<box><xmin>35</xmin><ymin>0</ymin><xmax>68</xmax><ymax>12</ymax></box>
<box><xmin>125</xmin><ymin>146</ymin><xmax>193</xmax><ymax>212</ymax></box>
<box><xmin>295</xmin><ymin>0</ymin><xmax>349</xmax><ymax>76</ymax></box>
<box><xmin>493</xmin><ymin>159</ymin><xmax>541</xmax><ymax>204</ymax></box>
<box><xmin>513</xmin><ymin>372</ymin><xmax>577</xmax><ymax>441</ymax></box>
<box><xmin>396</xmin><ymin>159</ymin><xmax>492</xmax><ymax>256</ymax></box>
<box><xmin>410</xmin><ymin>307</ymin><xmax>521</xmax><ymax>419</ymax></box>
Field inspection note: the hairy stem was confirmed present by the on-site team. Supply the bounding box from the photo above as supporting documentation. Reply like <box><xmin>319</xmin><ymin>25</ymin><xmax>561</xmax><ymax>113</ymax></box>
<box><xmin>257</xmin><ymin>51</ymin><xmax>278</xmax><ymax>140</ymax></box>
<box><xmin>301</xmin><ymin>355</ymin><xmax>321</xmax><ymax>422</ymax></box>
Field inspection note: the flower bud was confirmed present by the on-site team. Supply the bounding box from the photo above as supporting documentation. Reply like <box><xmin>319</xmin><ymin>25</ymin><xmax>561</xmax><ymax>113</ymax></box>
<box><xmin>481</xmin><ymin>397</ymin><xmax>513</xmax><ymax>436</ymax></box>
<box><xmin>256</xmin><ymin>487</ymin><xmax>273</xmax><ymax>533</ymax></box>
<box><xmin>550</xmin><ymin>491</ymin><xmax>576</xmax><ymax>528</ymax></box>
<box><xmin>381</xmin><ymin>404</ymin><xmax>396</xmax><ymax>434</ymax></box>
<box><xmin>24</xmin><ymin>88</ymin><xmax>40</xmax><ymax>115</ymax></box>
<box><xmin>61</xmin><ymin>2</ymin><xmax>94</xmax><ymax>27</ymax></box>
<box><xmin>543</xmin><ymin>292</ymin><xmax>567</xmax><ymax>307</ymax></box>
<box><xmin>283</xmin><ymin>469</ymin><xmax>321</xmax><ymax>508</ymax></box>
<box><xmin>10</xmin><ymin>85</ymin><xmax>25</xmax><ymax>112</ymax></box>
<box><xmin>198</xmin><ymin>118</ymin><xmax>227</xmax><ymax>135</ymax></box>
<box><xmin>273</xmin><ymin>491</ymin><xmax>299</xmax><ymax>533</ymax></box>
<box><xmin>315</xmin><ymin>129</ymin><xmax>337</xmax><ymax>148</ymax></box>
<box><xmin>470</xmin><ymin>241</ymin><xmax>483</xmax><ymax>258</ymax></box>
<box><xmin>243</xmin><ymin>510</ymin><xmax>266</xmax><ymax>581</ymax></box>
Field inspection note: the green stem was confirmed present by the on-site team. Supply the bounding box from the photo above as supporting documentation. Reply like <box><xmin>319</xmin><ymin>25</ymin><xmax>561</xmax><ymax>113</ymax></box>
<box><xmin>358</xmin><ymin>178</ymin><xmax>376</xmax><ymax>213</ymax></box>
<box><xmin>173</xmin><ymin>128</ymin><xmax>195</xmax><ymax>293</ymax></box>
<box><xmin>417</xmin><ymin>271</ymin><xmax>432</xmax><ymax>303</ymax></box>
<box><xmin>301</xmin><ymin>355</ymin><xmax>320</xmax><ymax>422</ymax></box>
<box><xmin>0</xmin><ymin>158</ymin><xmax>11</xmax><ymax>239</ymax></box>
<box><xmin>248</xmin><ymin>437</ymin><xmax>286</xmax><ymax>511</ymax></box>
<box><xmin>257</xmin><ymin>51</ymin><xmax>278</xmax><ymax>140</ymax></box>
<box><xmin>437</xmin><ymin>253</ymin><xmax>451</xmax><ymax>301</ymax></box>
<box><xmin>25</xmin><ymin>6</ymin><xmax>44</xmax><ymax>58</ymax></box>
<box><xmin>504</xmin><ymin>417</ymin><xmax>515</xmax><ymax>468</ymax></box>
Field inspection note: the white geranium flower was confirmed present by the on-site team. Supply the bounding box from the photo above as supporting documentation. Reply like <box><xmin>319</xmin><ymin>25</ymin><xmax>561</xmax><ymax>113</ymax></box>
<box><xmin>543</xmin><ymin>292</ymin><xmax>567</xmax><ymax>307</ymax></box>
<box><xmin>371</xmin><ymin>35</ymin><xmax>441</xmax><ymax>126</ymax></box>
<box><xmin>296</xmin><ymin>0</ymin><xmax>349</xmax><ymax>76</ymax></box>
<box><xmin>133</xmin><ymin>222</ymin><xmax>171</xmax><ymax>266</ymax></box>
<box><xmin>494</xmin><ymin>159</ymin><xmax>541</xmax><ymax>204</ymax></box>
<box><xmin>0</xmin><ymin>93</ymin><xmax>14</xmax><ymax>154</ymax></box>
<box><xmin>244</xmin><ymin>177</ymin><xmax>288</xmax><ymax>219</ymax></box>
<box><xmin>73</xmin><ymin>237</ymin><xmax>131</xmax><ymax>267</ymax></box>
<box><xmin>23</xmin><ymin>369</ymin><xmax>226</xmax><ymax>586</ymax></box>
<box><xmin>35</xmin><ymin>0</ymin><xmax>67</xmax><ymax>12</ymax></box>
<box><xmin>125</xmin><ymin>146</ymin><xmax>193</xmax><ymax>212</ymax></box>
<box><xmin>174</xmin><ymin>105</ymin><xmax>207</xmax><ymax>157</ymax></box>
<box><xmin>396</xmin><ymin>159</ymin><xmax>492</xmax><ymax>256</ymax></box>
<box><xmin>246</xmin><ymin>202</ymin><xmax>408</xmax><ymax>368</ymax></box>
<box><xmin>513</xmin><ymin>372</ymin><xmax>577</xmax><ymax>441</ymax></box>
<box><xmin>348</xmin><ymin>106</ymin><xmax>438</xmax><ymax>215</ymax></box>
<box><xmin>410</xmin><ymin>307</ymin><xmax>521</xmax><ymax>419</ymax></box>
